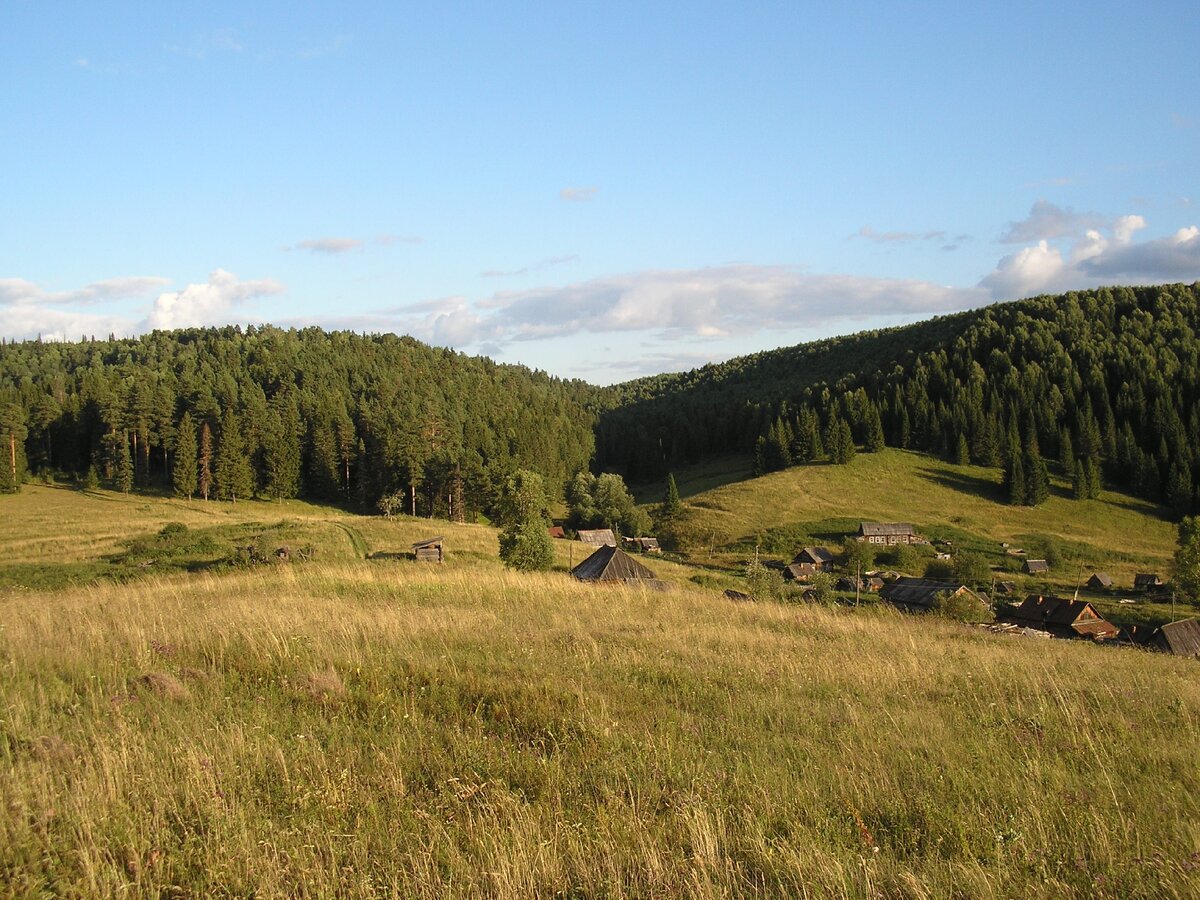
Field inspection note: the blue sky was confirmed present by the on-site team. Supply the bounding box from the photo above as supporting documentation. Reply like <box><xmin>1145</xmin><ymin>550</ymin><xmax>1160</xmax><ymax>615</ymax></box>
<box><xmin>2</xmin><ymin>2</ymin><xmax>1198</xmax><ymax>383</ymax></box>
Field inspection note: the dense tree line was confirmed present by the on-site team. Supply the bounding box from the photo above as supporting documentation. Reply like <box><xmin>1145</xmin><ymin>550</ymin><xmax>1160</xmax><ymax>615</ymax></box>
<box><xmin>0</xmin><ymin>325</ymin><xmax>595</xmax><ymax>518</ymax></box>
<box><xmin>594</xmin><ymin>283</ymin><xmax>1200</xmax><ymax>516</ymax></box>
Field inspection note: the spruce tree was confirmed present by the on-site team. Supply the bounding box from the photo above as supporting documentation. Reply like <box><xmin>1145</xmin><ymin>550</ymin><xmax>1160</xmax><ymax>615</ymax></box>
<box><xmin>173</xmin><ymin>412</ymin><xmax>198</xmax><ymax>499</ymax></box>
<box><xmin>1023</xmin><ymin>428</ymin><xmax>1050</xmax><ymax>506</ymax></box>
<box><xmin>864</xmin><ymin>405</ymin><xmax>886</xmax><ymax>452</ymax></box>
<box><xmin>198</xmin><ymin>421</ymin><xmax>213</xmax><ymax>501</ymax></box>
<box><xmin>660</xmin><ymin>473</ymin><xmax>682</xmax><ymax>521</ymax></box>
<box><xmin>1004</xmin><ymin>423</ymin><xmax>1026</xmax><ymax>506</ymax></box>
<box><xmin>215</xmin><ymin>409</ymin><xmax>254</xmax><ymax>502</ymax></box>
<box><xmin>116</xmin><ymin>433</ymin><xmax>134</xmax><ymax>494</ymax></box>
<box><xmin>1167</xmin><ymin>462</ymin><xmax>1193</xmax><ymax>518</ymax></box>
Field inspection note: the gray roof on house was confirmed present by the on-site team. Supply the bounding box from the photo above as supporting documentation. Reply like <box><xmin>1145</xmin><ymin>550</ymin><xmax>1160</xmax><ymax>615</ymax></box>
<box><xmin>1024</xmin><ymin>559</ymin><xmax>1049</xmax><ymax>573</ymax></box>
<box><xmin>793</xmin><ymin>546</ymin><xmax>834</xmax><ymax>565</ymax></box>
<box><xmin>859</xmin><ymin>522</ymin><xmax>916</xmax><ymax>537</ymax></box>
<box><xmin>879</xmin><ymin>577</ymin><xmax>983</xmax><ymax>610</ymax></box>
<box><xmin>1088</xmin><ymin>572</ymin><xmax>1114</xmax><ymax>587</ymax></box>
<box><xmin>571</xmin><ymin>545</ymin><xmax>656</xmax><ymax>582</ymax></box>
<box><xmin>578</xmin><ymin>529</ymin><xmax>617</xmax><ymax>547</ymax></box>
<box><xmin>1134</xmin><ymin>573</ymin><xmax>1164</xmax><ymax>587</ymax></box>
<box><xmin>411</xmin><ymin>536</ymin><xmax>444</xmax><ymax>550</ymax></box>
<box><xmin>1153</xmin><ymin>618</ymin><xmax>1200</xmax><ymax>657</ymax></box>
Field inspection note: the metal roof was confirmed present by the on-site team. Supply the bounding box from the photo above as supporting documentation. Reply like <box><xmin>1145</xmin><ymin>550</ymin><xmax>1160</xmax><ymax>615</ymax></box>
<box><xmin>1154</xmin><ymin>618</ymin><xmax>1200</xmax><ymax>657</ymax></box>
<box><xmin>859</xmin><ymin>523</ymin><xmax>916</xmax><ymax>536</ymax></box>
<box><xmin>577</xmin><ymin>529</ymin><xmax>617</xmax><ymax>546</ymax></box>
<box><xmin>571</xmin><ymin>545</ymin><xmax>657</xmax><ymax>582</ymax></box>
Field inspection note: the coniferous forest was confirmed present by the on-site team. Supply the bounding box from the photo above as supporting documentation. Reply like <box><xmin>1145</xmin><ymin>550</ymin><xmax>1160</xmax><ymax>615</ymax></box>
<box><xmin>2</xmin><ymin>282</ymin><xmax>1200</xmax><ymax>518</ymax></box>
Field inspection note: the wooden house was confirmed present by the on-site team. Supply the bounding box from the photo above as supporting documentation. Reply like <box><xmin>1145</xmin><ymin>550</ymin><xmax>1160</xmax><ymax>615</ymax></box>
<box><xmin>857</xmin><ymin>523</ymin><xmax>920</xmax><ymax>545</ymax></box>
<box><xmin>1023</xmin><ymin>559</ymin><xmax>1049</xmax><ymax>575</ymax></box>
<box><xmin>999</xmin><ymin>594</ymin><xmax>1119</xmax><ymax>641</ymax></box>
<box><xmin>1087</xmin><ymin>572</ymin><xmax>1114</xmax><ymax>591</ymax></box>
<box><xmin>1150</xmin><ymin>618</ymin><xmax>1200</xmax><ymax>657</ymax></box>
<box><xmin>571</xmin><ymin>545</ymin><xmax>667</xmax><ymax>589</ymax></box>
<box><xmin>790</xmin><ymin>546</ymin><xmax>834</xmax><ymax>575</ymax></box>
<box><xmin>411</xmin><ymin>536</ymin><xmax>444</xmax><ymax>563</ymax></box>
<box><xmin>1134</xmin><ymin>573</ymin><xmax>1164</xmax><ymax>592</ymax></box>
<box><xmin>994</xmin><ymin>580</ymin><xmax>1018</xmax><ymax>595</ymax></box>
<box><xmin>623</xmin><ymin>536</ymin><xmax>662</xmax><ymax>553</ymax></box>
<box><xmin>879</xmin><ymin>577</ymin><xmax>987</xmax><ymax>613</ymax></box>
<box><xmin>578</xmin><ymin>529</ymin><xmax>617</xmax><ymax>547</ymax></box>
<box><xmin>547</xmin><ymin>526</ymin><xmax>566</xmax><ymax>539</ymax></box>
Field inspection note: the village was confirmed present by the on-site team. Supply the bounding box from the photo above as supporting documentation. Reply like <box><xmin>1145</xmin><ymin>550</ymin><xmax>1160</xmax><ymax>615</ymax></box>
<box><xmin>404</xmin><ymin>521</ymin><xmax>1200</xmax><ymax>660</ymax></box>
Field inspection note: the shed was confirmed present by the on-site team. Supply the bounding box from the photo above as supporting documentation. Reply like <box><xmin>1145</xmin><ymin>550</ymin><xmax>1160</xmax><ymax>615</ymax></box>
<box><xmin>547</xmin><ymin>526</ymin><xmax>566</xmax><ymax>540</ymax></box>
<box><xmin>1151</xmin><ymin>618</ymin><xmax>1200</xmax><ymax>657</ymax></box>
<box><xmin>995</xmin><ymin>580</ymin><xmax>1018</xmax><ymax>595</ymax></box>
<box><xmin>411</xmin><ymin>536</ymin><xmax>444</xmax><ymax>563</ymax></box>
<box><xmin>1134</xmin><ymin>573</ymin><xmax>1164</xmax><ymax>591</ymax></box>
<box><xmin>791</xmin><ymin>546</ymin><xmax>835</xmax><ymax>574</ymax></box>
<box><xmin>857</xmin><ymin>522</ymin><xmax>919</xmax><ymax>545</ymax></box>
<box><xmin>999</xmin><ymin>594</ymin><xmax>1119</xmax><ymax>641</ymax></box>
<box><xmin>1023</xmin><ymin>559</ymin><xmax>1049</xmax><ymax>575</ymax></box>
<box><xmin>578</xmin><ymin>529</ymin><xmax>617</xmax><ymax>547</ymax></box>
<box><xmin>879</xmin><ymin>577</ymin><xmax>986</xmax><ymax>612</ymax></box>
<box><xmin>571</xmin><ymin>545</ymin><xmax>660</xmax><ymax>585</ymax></box>
<box><xmin>624</xmin><ymin>536</ymin><xmax>662</xmax><ymax>553</ymax></box>
<box><xmin>1087</xmin><ymin>572</ymin><xmax>1114</xmax><ymax>591</ymax></box>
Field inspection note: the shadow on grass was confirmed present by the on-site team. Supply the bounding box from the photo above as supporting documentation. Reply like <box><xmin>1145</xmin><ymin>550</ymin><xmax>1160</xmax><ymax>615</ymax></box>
<box><xmin>914</xmin><ymin>468</ymin><xmax>1006</xmax><ymax>504</ymax></box>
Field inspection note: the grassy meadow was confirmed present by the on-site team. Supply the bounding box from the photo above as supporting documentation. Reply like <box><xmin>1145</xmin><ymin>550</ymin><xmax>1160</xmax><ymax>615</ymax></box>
<box><xmin>2</xmin><ymin>479</ymin><xmax>1199</xmax><ymax>897</ymax></box>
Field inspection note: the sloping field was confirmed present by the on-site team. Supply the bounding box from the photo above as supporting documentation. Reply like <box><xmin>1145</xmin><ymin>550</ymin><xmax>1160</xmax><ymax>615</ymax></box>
<box><xmin>0</xmin><ymin>486</ymin><xmax>1198</xmax><ymax>896</ymax></box>
<box><xmin>667</xmin><ymin>449</ymin><xmax>1176</xmax><ymax>589</ymax></box>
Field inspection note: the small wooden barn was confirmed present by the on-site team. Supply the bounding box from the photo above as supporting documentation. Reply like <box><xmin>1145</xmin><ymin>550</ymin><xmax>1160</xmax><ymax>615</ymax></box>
<box><xmin>857</xmin><ymin>523</ymin><xmax>920</xmax><ymax>545</ymax></box>
<box><xmin>578</xmin><ymin>529</ymin><xmax>617</xmax><ymax>547</ymax></box>
<box><xmin>999</xmin><ymin>594</ymin><xmax>1119</xmax><ymax>641</ymax></box>
<box><xmin>1134</xmin><ymin>573</ymin><xmax>1164</xmax><ymax>592</ymax></box>
<box><xmin>1087</xmin><ymin>572</ymin><xmax>1114</xmax><ymax>591</ymax></box>
<box><xmin>879</xmin><ymin>577</ymin><xmax>987</xmax><ymax>613</ymax></box>
<box><xmin>571</xmin><ymin>545</ymin><xmax>667</xmax><ymax>588</ymax></box>
<box><xmin>547</xmin><ymin>526</ymin><xmax>566</xmax><ymax>539</ymax></box>
<box><xmin>1023</xmin><ymin>559</ymin><xmax>1049</xmax><ymax>575</ymax></box>
<box><xmin>624</xmin><ymin>536</ymin><xmax>661</xmax><ymax>553</ymax></box>
<box><xmin>411</xmin><ymin>536</ymin><xmax>444</xmax><ymax>563</ymax></box>
<box><xmin>994</xmin><ymin>580</ymin><xmax>1019</xmax><ymax>595</ymax></box>
<box><xmin>1151</xmin><ymin>618</ymin><xmax>1200</xmax><ymax>657</ymax></box>
<box><xmin>790</xmin><ymin>546</ymin><xmax>834</xmax><ymax>575</ymax></box>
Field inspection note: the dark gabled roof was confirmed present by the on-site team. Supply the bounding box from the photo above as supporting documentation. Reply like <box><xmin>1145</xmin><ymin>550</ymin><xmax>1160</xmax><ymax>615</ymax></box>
<box><xmin>547</xmin><ymin>526</ymin><xmax>566</xmax><ymax>539</ymax></box>
<box><xmin>879</xmin><ymin>577</ymin><xmax>982</xmax><ymax>609</ymax></box>
<box><xmin>578</xmin><ymin>529</ymin><xmax>617</xmax><ymax>547</ymax></box>
<box><xmin>1153</xmin><ymin>618</ymin><xmax>1200</xmax><ymax>657</ymax></box>
<box><xmin>1024</xmin><ymin>559</ymin><xmax>1049</xmax><ymax>573</ymax></box>
<box><xmin>859</xmin><ymin>522</ymin><xmax>916</xmax><ymax>537</ymax></box>
<box><xmin>995</xmin><ymin>581</ymin><xmax>1018</xmax><ymax>594</ymax></box>
<box><xmin>1087</xmin><ymin>572</ymin><xmax>1114</xmax><ymax>587</ymax></box>
<box><xmin>1001</xmin><ymin>595</ymin><xmax>1119</xmax><ymax>639</ymax></box>
<box><xmin>411</xmin><ymin>536</ymin><xmax>444</xmax><ymax>550</ymax></box>
<box><xmin>793</xmin><ymin>546</ymin><xmax>834</xmax><ymax>565</ymax></box>
<box><xmin>571</xmin><ymin>545</ymin><xmax>656</xmax><ymax>582</ymax></box>
<box><xmin>1134</xmin><ymin>573</ymin><xmax>1163</xmax><ymax>587</ymax></box>
<box><xmin>782</xmin><ymin>564</ymin><xmax>810</xmax><ymax>581</ymax></box>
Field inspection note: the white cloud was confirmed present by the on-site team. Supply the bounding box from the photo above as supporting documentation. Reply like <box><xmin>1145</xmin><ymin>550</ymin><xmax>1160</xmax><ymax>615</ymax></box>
<box><xmin>143</xmin><ymin>269</ymin><xmax>284</xmax><ymax>331</ymax></box>
<box><xmin>0</xmin><ymin>275</ymin><xmax>170</xmax><ymax>341</ymax></box>
<box><xmin>481</xmin><ymin>254</ymin><xmax>578</xmax><ymax>278</ymax></box>
<box><xmin>1000</xmin><ymin>200</ymin><xmax>1108</xmax><ymax>243</ymax></box>
<box><xmin>851</xmin><ymin>225</ymin><xmax>946</xmax><ymax>244</ymax></box>
<box><xmin>293</xmin><ymin>237</ymin><xmax>364</xmax><ymax>254</ymax></box>
<box><xmin>560</xmin><ymin>186</ymin><xmax>597</xmax><ymax>202</ymax></box>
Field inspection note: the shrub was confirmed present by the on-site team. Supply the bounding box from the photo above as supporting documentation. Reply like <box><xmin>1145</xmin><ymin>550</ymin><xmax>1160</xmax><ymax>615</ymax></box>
<box><xmin>932</xmin><ymin>590</ymin><xmax>993</xmax><ymax>624</ymax></box>
<box><xmin>159</xmin><ymin>522</ymin><xmax>189</xmax><ymax>537</ymax></box>
<box><xmin>498</xmin><ymin>522</ymin><xmax>554</xmax><ymax>571</ymax></box>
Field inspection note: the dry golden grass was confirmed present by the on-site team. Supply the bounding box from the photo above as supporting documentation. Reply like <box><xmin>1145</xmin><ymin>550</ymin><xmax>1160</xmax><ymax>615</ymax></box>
<box><xmin>2</xmin><ymin>555</ymin><xmax>1198</xmax><ymax>897</ymax></box>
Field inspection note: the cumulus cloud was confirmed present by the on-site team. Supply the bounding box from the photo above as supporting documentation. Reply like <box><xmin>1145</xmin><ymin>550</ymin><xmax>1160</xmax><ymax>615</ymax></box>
<box><xmin>0</xmin><ymin>276</ymin><xmax>171</xmax><ymax>341</ymax></box>
<box><xmin>980</xmin><ymin>214</ymin><xmax>1199</xmax><ymax>299</ymax></box>
<box><xmin>999</xmin><ymin>200</ymin><xmax>1108</xmax><ymax>243</ymax></box>
<box><xmin>143</xmin><ymin>269</ymin><xmax>284</xmax><ymax>331</ymax></box>
<box><xmin>560</xmin><ymin>186</ymin><xmax>597</xmax><ymax>202</ymax></box>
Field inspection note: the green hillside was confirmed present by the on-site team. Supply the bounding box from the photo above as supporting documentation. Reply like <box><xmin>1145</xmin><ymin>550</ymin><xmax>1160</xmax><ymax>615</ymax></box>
<box><xmin>1</xmin><ymin>487</ymin><xmax>1198</xmax><ymax>897</ymax></box>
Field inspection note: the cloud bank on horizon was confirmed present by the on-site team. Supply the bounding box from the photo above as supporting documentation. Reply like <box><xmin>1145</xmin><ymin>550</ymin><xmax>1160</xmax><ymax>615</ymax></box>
<box><xmin>3</xmin><ymin>203</ymin><xmax>1199</xmax><ymax>381</ymax></box>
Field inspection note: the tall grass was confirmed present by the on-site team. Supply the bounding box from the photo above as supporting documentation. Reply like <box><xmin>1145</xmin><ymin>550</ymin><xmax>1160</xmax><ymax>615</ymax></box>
<box><xmin>3</xmin><ymin>558</ymin><xmax>1198</xmax><ymax>897</ymax></box>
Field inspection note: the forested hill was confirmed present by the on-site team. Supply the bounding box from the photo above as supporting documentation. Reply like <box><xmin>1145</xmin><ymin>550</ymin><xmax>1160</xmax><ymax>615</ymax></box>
<box><xmin>595</xmin><ymin>282</ymin><xmax>1200</xmax><ymax>514</ymax></box>
<box><xmin>0</xmin><ymin>326</ymin><xmax>595</xmax><ymax>517</ymax></box>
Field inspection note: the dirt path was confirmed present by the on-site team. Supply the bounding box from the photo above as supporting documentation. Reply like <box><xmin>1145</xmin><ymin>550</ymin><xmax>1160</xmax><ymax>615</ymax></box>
<box><xmin>332</xmin><ymin>522</ymin><xmax>369</xmax><ymax>559</ymax></box>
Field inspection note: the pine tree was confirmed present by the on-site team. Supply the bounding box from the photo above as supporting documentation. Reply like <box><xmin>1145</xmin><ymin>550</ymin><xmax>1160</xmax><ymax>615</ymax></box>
<box><xmin>1058</xmin><ymin>428</ymin><xmax>1074</xmax><ymax>476</ymax></box>
<box><xmin>1023</xmin><ymin>427</ymin><xmax>1050</xmax><ymax>506</ymax></box>
<box><xmin>863</xmin><ymin>405</ymin><xmax>886</xmax><ymax>452</ymax></box>
<box><xmin>660</xmin><ymin>473</ymin><xmax>682</xmax><ymax>520</ymax></box>
<box><xmin>1003</xmin><ymin>422</ymin><xmax>1026</xmax><ymax>506</ymax></box>
<box><xmin>954</xmin><ymin>433</ymin><xmax>970</xmax><ymax>466</ymax></box>
<box><xmin>173</xmin><ymin>412</ymin><xmax>198</xmax><ymax>499</ymax></box>
<box><xmin>116</xmin><ymin>433</ymin><xmax>134</xmax><ymax>494</ymax></box>
<box><xmin>198</xmin><ymin>421</ymin><xmax>213</xmax><ymax>501</ymax></box>
<box><xmin>1072</xmin><ymin>458</ymin><xmax>1088</xmax><ymax>500</ymax></box>
<box><xmin>1167</xmin><ymin>461</ymin><xmax>1193</xmax><ymax>518</ymax></box>
<box><xmin>263</xmin><ymin>394</ymin><xmax>302</xmax><ymax>500</ymax></box>
<box><xmin>215</xmin><ymin>409</ymin><xmax>254</xmax><ymax>502</ymax></box>
<box><xmin>0</xmin><ymin>402</ymin><xmax>28</xmax><ymax>493</ymax></box>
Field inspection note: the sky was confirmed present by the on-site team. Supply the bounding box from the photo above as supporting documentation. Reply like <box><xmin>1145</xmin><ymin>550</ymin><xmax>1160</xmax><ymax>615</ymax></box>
<box><xmin>2</xmin><ymin>2</ymin><xmax>1199</xmax><ymax>384</ymax></box>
